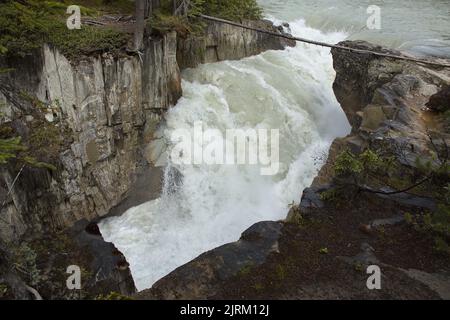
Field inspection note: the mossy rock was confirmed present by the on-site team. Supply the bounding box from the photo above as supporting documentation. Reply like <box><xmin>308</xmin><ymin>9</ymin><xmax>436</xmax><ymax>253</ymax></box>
<box><xmin>360</xmin><ymin>105</ymin><xmax>387</xmax><ymax>132</ymax></box>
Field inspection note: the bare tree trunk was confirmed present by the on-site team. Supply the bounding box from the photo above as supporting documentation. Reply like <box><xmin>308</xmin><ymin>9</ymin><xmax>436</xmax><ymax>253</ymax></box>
<box><xmin>173</xmin><ymin>0</ymin><xmax>177</xmax><ymax>15</ymax></box>
<box><xmin>133</xmin><ymin>0</ymin><xmax>146</xmax><ymax>51</ymax></box>
<box><xmin>144</xmin><ymin>0</ymin><xmax>151</xmax><ymax>18</ymax></box>
<box><xmin>153</xmin><ymin>0</ymin><xmax>161</xmax><ymax>11</ymax></box>
<box><xmin>149</xmin><ymin>0</ymin><xmax>160</xmax><ymax>17</ymax></box>
<box><xmin>173</xmin><ymin>0</ymin><xmax>190</xmax><ymax>16</ymax></box>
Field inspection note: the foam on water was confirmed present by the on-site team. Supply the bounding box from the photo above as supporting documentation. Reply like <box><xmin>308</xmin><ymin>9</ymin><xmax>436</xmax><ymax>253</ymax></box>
<box><xmin>259</xmin><ymin>0</ymin><xmax>450</xmax><ymax>57</ymax></box>
<box><xmin>99</xmin><ymin>18</ymin><xmax>350</xmax><ymax>290</ymax></box>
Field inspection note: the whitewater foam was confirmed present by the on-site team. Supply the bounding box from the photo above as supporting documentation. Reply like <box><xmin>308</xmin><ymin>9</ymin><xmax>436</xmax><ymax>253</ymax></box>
<box><xmin>99</xmin><ymin>18</ymin><xmax>351</xmax><ymax>291</ymax></box>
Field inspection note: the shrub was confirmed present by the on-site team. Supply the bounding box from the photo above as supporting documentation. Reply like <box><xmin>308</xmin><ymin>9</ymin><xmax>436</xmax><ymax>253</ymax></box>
<box><xmin>0</xmin><ymin>137</ymin><xmax>27</xmax><ymax>164</ymax></box>
<box><xmin>159</xmin><ymin>0</ymin><xmax>262</xmax><ymax>21</ymax></box>
<box><xmin>198</xmin><ymin>0</ymin><xmax>262</xmax><ymax>21</ymax></box>
<box><xmin>404</xmin><ymin>205</ymin><xmax>450</xmax><ymax>255</ymax></box>
<box><xmin>13</xmin><ymin>244</ymin><xmax>42</xmax><ymax>286</ymax></box>
<box><xmin>149</xmin><ymin>12</ymin><xmax>193</xmax><ymax>36</ymax></box>
<box><xmin>334</xmin><ymin>149</ymin><xmax>394</xmax><ymax>178</ymax></box>
<box><xmin>333</xmin><ymin>149</ymin><xmax>396</xmax><ymax>192</ymax></box>
<box><xmin>154</xmin><ymin>0</ymin><xmax>263</xmax><ymax>36</ymax></box>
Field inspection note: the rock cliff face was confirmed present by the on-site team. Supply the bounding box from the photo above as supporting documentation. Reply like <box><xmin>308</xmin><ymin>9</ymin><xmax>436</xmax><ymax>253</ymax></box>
<box><xmin>0</xmin><ymin>20</ymin><xmax>292</xmax><ymax>243</ymax></box>
<box><xmin>316</xmin><ymin>41</ymin><xmax>449</xmax><ymax>187</ymax></box>
<box><xmin>0</xmin><ymin>32</ymin><xmax>181</xmax><ymax>242</ymax></box>
<box><xmin>177</xmin><ymin>20</ymin><xmax>295</xmax><ymax>69</ymax></box>
<box><xmin>0</xmin><ymin>20</ymin><xmax>292</xmax><ymax>299</ymax></box>
<box><xmin>137</xmin><ymin>41</ymin><xmax>450</xmax><ymax>300</ymax></box>
<box><xmin>0</xmin><ymin>32</ymin><xmax>181</xmax><ymax>299</ymax></box>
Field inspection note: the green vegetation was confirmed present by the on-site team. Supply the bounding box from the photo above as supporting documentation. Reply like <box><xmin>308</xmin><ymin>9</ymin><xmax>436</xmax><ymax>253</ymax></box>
<box><xmin>21</xmin><ymin>232</ymin><xmax>98</xmax><ymax>299</ymax></box>
<box><xmin>275</xmin><ymin>264</ymin><xmax>287</xmax><ymax>280</ymax></box>
<box><xmin>0</xmin><ymin>68</ymin><xmax>27</xmax><ymax>166</ymax></box>
<box><xmin>1</xmin><ymin>72</ymin><xmax>67</xmax><ymax>172</ymax></box>
<box><xmin>0</xmin><ymin>0</ymin><xmax>264</xmax><ymax>57</ymax></box>
<box><xmin>320</xmin><ymin>149</ymin><xmax>396</xmax><ymax>204</ymax></box>
<box><xmin>195</xmin><ymin>0</ymin><xmax>262</xmax><ymax>21</ymax></box>
<box><xmin>27</xmin><ymin>121</ymin><xmax>63</xmax><ymax>167</ymax></box>
<box><xmin>0</xmin><ymin>137</ymin><xmax>27</xmax><ymax>164</ymax></box>
<box><xmin>48</xmin><ymin>25</ymin><xmax>128</xmax><ymax>59</ymax></box>
<box><xmin>405</xmin><ymin>187</ymin><xmax>450</xmax><ymax>255</ymax></box>
<box><xmin>158</xmin><ymin>0</ymin><xmax>262</xmax><ymax>21</ymax></box>
<box><xmin>0</xmin><ymin>0</ymin><xmax>128</xmax><ymax>58</ymax></box>
<box><xmin>414</xmin><ymin>157</ymin><xmax>450</xmax><ymax>197</ymax></box>
<box><xmin>354</xmin><ymin>262</ymin><xmax>364</xmax><ymax>272</ymax></box>
<box><xmin>329</xmin><ymin>148</ymin><xmax>448</xmax><ymax>197</ymax></box>
<box><xmin>287</xmin><ymin>210</ymin><xmax>305</xmax><ymax>226</ymax></box>
<box><xmin>238</xmin><ymin>263</ymin><xmax>255</xmax><ymax>277</ymax></box>
<box><xmin>151</xmin><ymin>0</ymin><xmax>263</xmax><ymax>35</ymax></box>
<box><xmin>149</xmin><ymin>12</ymin><xmax>194</xmax><ymax>36</ymax></box>
<box><xmin>334</xmin><ymin>149</ymin><xmax>395</xmax><ymax>182</ymax></box>
<box><xmin>251</xmin><ymin>282</ymin><xmax>264</xmax><ymax>291</ymax></box>
<box><xmin>0</xmin><ymin>120</ymin><xmax>59</xmax><ymax>171</ymax></box>
<box><xmin>75</xmin><ymin>0</ymin><xmax>135</xmax><ymax>13</ymax></box>
<box><xmin>0</xmin><ymin>121</ymin><xmax>55</xmax><ymax>170</ymax></box>
<box><xmin>0</xmin><ymin>283</ymin><xmax>8</xmax><ymax>298</ymax></box>
<box><xmin>12</xmin><ymin>244</ymin><xmax>42</xmax><ymax>287</ymax></box>
<box><xmin>319</xmin><ymin>187</ymin><xmax>340</xmax><ymax>202</ymax></box>
<box><xmin>332</xmin><ymin>146</ymin><xmax>450</xmax><ymax>256</ymax></box>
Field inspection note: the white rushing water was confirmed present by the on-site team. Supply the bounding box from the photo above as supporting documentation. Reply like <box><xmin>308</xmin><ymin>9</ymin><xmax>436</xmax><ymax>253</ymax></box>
<box><xmin>99</xmin><ymin>16</ymin><xmax>350</xmax><ymax>290</ymax></box>
<box><xmin>100</xmin><ymin>0</ymin><xmax>450</xmax><ymax>290</ymax></box>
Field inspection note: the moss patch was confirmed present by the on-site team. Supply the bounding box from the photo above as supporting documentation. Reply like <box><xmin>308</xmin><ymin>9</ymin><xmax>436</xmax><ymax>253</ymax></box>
<box><xmin>193</xmin><ymin>0</ymin><xmax>262</xmax><ymax>21</ymax></box>
<box><xmin>149</xmin><ymin>12</ymin><xmax>193</xmax><ymax>37</ymax></box>
<box><xmin>0</xmin><ymin>0</ymin><xmax>128</xmax><ymax>59</ymax></box>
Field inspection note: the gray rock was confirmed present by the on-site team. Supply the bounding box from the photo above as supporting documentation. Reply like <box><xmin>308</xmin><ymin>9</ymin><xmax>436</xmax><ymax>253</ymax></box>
<box><xmin>177</xmin><ymin>20</ymin><xmax>295</xmax><ymax>70</ymax></box>
<box><xmin>0</xmin><ymin>31</ymin><xmax>183</xmax><ymax>240</ymax></box>
<box><xmin>426</xmin><ymin>84</ymin><xmax>450</xmax><ymax>112</ymax></box>
<box><xmin>138</xmin><ymin>221</ymin><xmax>283</xmax><ymax>299</ymax></box>
<box><xmin>300</xmin><ymin>187</ymin><xmax>325</xmax><ymax>212</ymax></box>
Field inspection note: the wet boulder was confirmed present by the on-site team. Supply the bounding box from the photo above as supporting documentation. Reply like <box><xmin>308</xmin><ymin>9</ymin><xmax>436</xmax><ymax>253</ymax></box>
<box><xmin>426</xmin><ymin>85</ymin><xmax>450</xmax><ymax>112</ymax></box>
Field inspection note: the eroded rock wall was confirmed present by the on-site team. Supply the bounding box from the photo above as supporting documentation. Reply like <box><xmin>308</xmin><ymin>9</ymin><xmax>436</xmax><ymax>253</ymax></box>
<box><xmin>0</xmin><ymin>20</ymin><xmax>294</xmax><ymax>298</ymax></box>
<box><xmin>0</xmin><ymin>20</ymin><xmax>292</xmax><ymax>242</ymax></box>
<box><xmin>177</xmin><ymin>20</ymin><xmax>295</xmax><ymax>70</ymax></box>
<box><xmin>0</xmin><ymin>31</ymin><xmax>181</xmax><ymax>242</ymax></box>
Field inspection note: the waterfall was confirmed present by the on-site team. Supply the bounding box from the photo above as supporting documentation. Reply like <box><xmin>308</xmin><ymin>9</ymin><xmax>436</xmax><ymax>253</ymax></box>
<box><xmin>99</xmin><ymin>16</ymin><xmax>351</xmax><ymax>290</ymax></box>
